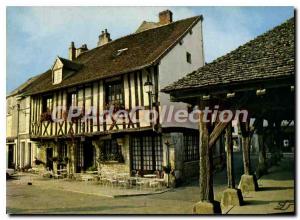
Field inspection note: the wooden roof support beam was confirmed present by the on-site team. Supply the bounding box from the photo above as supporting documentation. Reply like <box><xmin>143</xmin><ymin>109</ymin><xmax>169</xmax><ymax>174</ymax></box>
<box><xmin>226</xmin><ymin>92</ymin><xmax>235</xmax><ymax>98</ymax></box>
<box><xmin>198</xmin><ymin>110</ymin><xmax>214</xmax><ymax>202</ymax></box>
<box><xmin>256</xmin><ymin>89</ymin><xmax>266</xmax><ymax>96</ymax></box>
<box><xmin>202</xmin><ymin>95</ymin><xmax>210</xmax><ymax>100</ymax></box>
<box><xmin>225</xmin><ymin>123</ymin><xmax>235</xmax><ymax>188</ymax></box>
<box><xmin>291</xmin><ymin>85</ymin><xmax>294</xmax><ymax>92</ymax></box>
<box><xmin>209</xmin><ymin>121</ymin><xmax>230</xmax><ymax>149</ymax></box>
<box><xmin>240</xmin><ymin>120</ymin><xmax>251</xmax><ymax>175</ymax></box>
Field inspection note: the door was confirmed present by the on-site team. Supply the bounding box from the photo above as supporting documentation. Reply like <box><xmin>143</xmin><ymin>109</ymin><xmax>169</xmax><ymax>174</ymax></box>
<box><xmin>131</xmin><ymin>135</ymin><xmax>163</xmax><ymax>174</ymax></box>
<box><xmin>8</xmin><ymin>144</ymin><xmax>14</xmax><ymax>168</ymax></box>
<box><xmin>28</xmin><ymin>143</ymin><xmax>32</xmax><ymax>167</ymax></box>
<box><xmin>21</xmin><ymin>142</ymin><xmax>26</xmax><ymax>168</ymax></box>
<box><xmin>46</xmin><ymin>148</ymin><xmax>53</xmax><ymax>170</ymax></box>
<box><xmin>83</xmin><ymin>141</ymin><xmax>94</xmax><ymax>170</ymax></box>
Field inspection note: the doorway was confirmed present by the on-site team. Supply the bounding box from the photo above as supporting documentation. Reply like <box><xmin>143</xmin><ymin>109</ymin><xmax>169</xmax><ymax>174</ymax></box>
<box><xmin>28</xmin><ymin>143</ymin><xmax>32</xmax><ymax>167</ymax></box>
<box><xmin>83</xmin><ymin>141</ymin><xmax>95</xmax><ymax>170</ymax></box>
<box><xmin>7</xmin><ymin>144</ymin><xmax>14</xmax><ymax>168</ymax></box>
<box><xmin>46</xmin><ymin>148</ymin><xmax>53</xmax><ymax>170</ymax></box>
<box><xmin>77</xmin><ymin>141</ymin><xmax>95</xmax><ymax>172</ymax></box>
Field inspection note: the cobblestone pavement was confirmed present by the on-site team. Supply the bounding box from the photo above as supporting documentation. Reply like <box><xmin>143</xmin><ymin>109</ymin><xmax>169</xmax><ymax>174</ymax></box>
<box><xmin>228</xmin><ymin>154</ymin><xmax>294</xmax><ymax>214</ymax></box>
<box><xmin>6</xmin><ymin>153</ymin><xmax>294</xmax><ymax>214</ymax></box>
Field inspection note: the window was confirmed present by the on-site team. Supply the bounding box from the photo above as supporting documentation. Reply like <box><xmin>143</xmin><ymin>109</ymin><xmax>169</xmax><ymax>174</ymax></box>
<box><xmin>186</xmin><ymin>52</ymin><xmax>192</xmax><ymax>64</ymax></box>
<box><xmin>42</xmin><ymin>96</ymin><xmax>53</xmax><ymax>112</ymax></box>
<box><xmin>184</xmin><ymin>134</ymin><xmax>199</xmax><ymax>161</ymax></box>
<box><xmin>67</xmin><ymin>92</ymin><xmax>77</xmax><ymax>110</ymax></box>
<box><xmin>131</xmin><ymin>135</ymin><xmax>163</xmax><ymax>173</ymax></box>
<box><xmin>52</xmin><ymin>69</ymin><xmax>62</xmax><ymax>85</ymax></box>
<box><xmin>114</xmin><ymin>48</ymin><xmax>128</xmax><ymax>57</ymax></box>
<box><xmin>103</xmin><ymin>139</ymin><xmax>121</xmax><ymax>156</ymax></box>
<box><xmin>58</xmin><ymin>144</ymin><xmax>68</xmax><ymax>159</ymax></box>
<box><xmin>77</xmin><ymin>143</ymin><xmax>84</xmax><ymax>169</ymax></box>
<box><xmin>105</xmin><ymin>81</ymin><xmax>124</xmax><ymax>105</ymax></box>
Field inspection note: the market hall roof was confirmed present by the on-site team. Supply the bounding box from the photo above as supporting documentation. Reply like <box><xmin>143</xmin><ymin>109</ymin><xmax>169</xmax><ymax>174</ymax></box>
<box><xmin>162</xmin><ymin>17</ymin><xmax>295</xmax><ymax>94</ymax></box>
<box><xmin>24</xmin><ymin>15</ymin><xmax>203</xmax><ymax>96</ymax></box>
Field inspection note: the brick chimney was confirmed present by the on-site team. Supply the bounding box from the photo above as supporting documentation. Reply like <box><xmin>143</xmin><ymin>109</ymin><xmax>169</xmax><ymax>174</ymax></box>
<box><xmin>159</xmin><ymin>10</ymin><xmax>173</xmax><ymax>25</ymax></box>
<box><xmin>68</xmin><ymin>42</ymin><xmax>76</xmax><ymax>61</ymax></box>
<box><xmin>97</xmin><ymin>29</ymin><xmax>112</xmax><ymax>47</ymax></box>
<box><xmin>76</xmin><ymin>44</ymin><xmax>88</xmax><ymax>57</ymax></box>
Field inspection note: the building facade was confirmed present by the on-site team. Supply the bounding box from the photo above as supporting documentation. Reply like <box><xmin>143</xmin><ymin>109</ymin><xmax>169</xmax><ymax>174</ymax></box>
<box><xmin>8</xmin><ymin>10</ymin><xmax>225</xmax><ymax>183</ymax></box>
<box><xmin>6</xmin><ymin>76</ymin><xmax>40</xmax><ymax>170</ymax></box>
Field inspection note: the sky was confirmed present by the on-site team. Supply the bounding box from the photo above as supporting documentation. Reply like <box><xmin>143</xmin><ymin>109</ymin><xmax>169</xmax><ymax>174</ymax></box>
<box><xmin>6</xmin><ymin>6</ymin><xmax>294</xmax><ymax>94</ymax></box>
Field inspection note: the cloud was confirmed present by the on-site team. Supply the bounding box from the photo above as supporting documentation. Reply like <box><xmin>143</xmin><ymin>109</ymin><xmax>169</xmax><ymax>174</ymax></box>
<box><xmin>6</xmin><ymin>6</ymin><xmax>293</xmax><ymax>93</ymax></box>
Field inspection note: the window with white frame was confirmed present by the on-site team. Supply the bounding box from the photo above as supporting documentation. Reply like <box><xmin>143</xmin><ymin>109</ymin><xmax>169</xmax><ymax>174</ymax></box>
<box><xmin>52</xmin><ymin>69</ymin><xmax>62</xmax><ymax>85</ymax></box>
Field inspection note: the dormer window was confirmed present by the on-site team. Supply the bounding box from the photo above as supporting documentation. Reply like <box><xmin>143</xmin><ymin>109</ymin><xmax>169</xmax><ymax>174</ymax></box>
<box><xmin>113</xmin><ymin>48</ymin><xmax>128</xmax><ymax>57</ymax></box>
<box><xmin>52</xmin><ymin>57</ymin><xmax>63</xmax><ymax>85</ymax></box>
<box><xmin>53</xmin><ymin>68</ymin><xmax>62</xmax><ymax>84</ymax></box>
<box><xmin>51</xmin><ymin>56</ymin><xmax>82</xmax><ymax>85</ymax></box>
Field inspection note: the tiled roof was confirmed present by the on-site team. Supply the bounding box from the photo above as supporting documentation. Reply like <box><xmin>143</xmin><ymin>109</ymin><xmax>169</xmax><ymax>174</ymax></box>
<box><xmin>57</xmin><ymin>57</ymin><xmax>82</xmax><ymax>70</ymax></box>
<box><xmin>25</xmin><ymin>15</ymin><xmax>202</xmax><ymax>95</ymax></box>
<box><xmin>135</xmin><ymin>21</ymin><xmax>161</xmax><ymax>33</ymax></box>
<box><xmin>162</xmin><ymin>17</ymin><xmax>295</xmax><ymax>93</ymax></box>
<box><xmin>7</xmin><ymin>74</ymin><xmax>42</xmax><ymax>97</ymax></box>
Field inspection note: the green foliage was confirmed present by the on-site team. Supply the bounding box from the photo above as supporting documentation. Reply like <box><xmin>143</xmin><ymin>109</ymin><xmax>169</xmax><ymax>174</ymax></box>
<box><xmin>162</xmin><ymin>164</ymin><xmax>172</xmax><ymax>174</ymax></box>
<box><xmin>87</xmin><ymin>166</ymin><xmax>98</xmax><ymax>171</ymax></box>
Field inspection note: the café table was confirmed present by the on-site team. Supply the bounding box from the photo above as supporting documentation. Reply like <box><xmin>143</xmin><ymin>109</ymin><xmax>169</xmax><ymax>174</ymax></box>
<box><xmin>143</xmin><ymin>174</ymin><xmax>157</xmax><ymax>178</ymax></box>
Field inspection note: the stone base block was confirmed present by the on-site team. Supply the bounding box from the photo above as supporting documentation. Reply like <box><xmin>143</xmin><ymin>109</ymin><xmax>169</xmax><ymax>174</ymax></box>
<box><xmin>193</xmin><ymin>201</ymin><xmax>221</xmax><ymax>214</ymax></box>
<box><xmin>238</xmin><ymin>174</ymin><xmax>258</xmax><ymax>193</ymax></box>
<box><xmin>221</xmin><ymin>188</ymin><xmax>243</xmax><ymax>209</ymax></box>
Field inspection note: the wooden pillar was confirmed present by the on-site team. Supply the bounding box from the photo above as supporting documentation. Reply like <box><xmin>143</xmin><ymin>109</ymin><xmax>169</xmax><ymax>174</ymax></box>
<box><xmin>225</xmin><ymin>124</ymin><xmax>235</xmax><ymax>188</ymax></box>
<box><xmin>69</xmin><ymin>141</ymin><xmax>77</xmax><ymax>177</ymax></box>
<box><xmin>240</xmin><ymin>120</ymin><xmax>251</xmax><ymax>175</ymax></box>
<box><xmin>256</xmin><ymin>118</ymin><xmax>267</xmax><ymax>176</ymax></box>
<box><xmin>93</xmin><ymin>140</ymin><xmax>102</xmax><ymax>174</ymax></box>
<box><xmin>267</xmin><ymin>120</ymin><xmax>279</xmax><ymax>165</ymax></box>
<box><xmin>274</xmin><ymin>120</ymin><xmax>283</xmax><ymax>159</ymax></box>
<box><xmin>199</xmin><ymin>110</ymin><xmax>214</xmax><ymax>202</ymax></box>
<box><xmin>53</xmin><ymin>143</ymin><xmax>58</xmax><ymax>175</ymax></box>
<box><xmin>238</xmin><ymin>119</ymin><xmax>258</xmax><ymax>193</ymax></box>
<box><xmin>194</xmin><ymin>108</ymin><xmax>221</xmax><ymax>214</ymax></box>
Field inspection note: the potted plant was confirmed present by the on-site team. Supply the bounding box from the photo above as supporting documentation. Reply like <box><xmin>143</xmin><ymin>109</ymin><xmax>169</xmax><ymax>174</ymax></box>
<box><xmin>115</xmin><ymin>152</ymin><xmax>124</xmax><ymax>163</ymax></box>
<box><xmin>87</xmin><ymin>166</ymin><xmax>97</xmax><ymax>172</ymax></box>
<box><xmin>40</xmin><ymin>111</ymin><xmax>53</xmax><ymax>122</ymax></box>
<box><xmin>162</xmin><ymin>164</ymin><xmax>172</xmax><ymax>174</ymax></box>
<box><xmin>163</xmin><ymin>164</ymin><xmax>172</xmax><ymax>188</ymax></box>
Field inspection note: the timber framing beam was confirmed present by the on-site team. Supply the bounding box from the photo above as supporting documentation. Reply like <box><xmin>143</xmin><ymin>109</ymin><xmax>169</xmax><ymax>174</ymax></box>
<box><xmin>209</xmin><ymin>121</ymin><xmax>230</xmax><ymax>149</ymax></box>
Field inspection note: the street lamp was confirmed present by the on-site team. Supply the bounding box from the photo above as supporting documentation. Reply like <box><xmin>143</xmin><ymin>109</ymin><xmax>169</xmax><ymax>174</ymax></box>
<box><xmin>144</xmin><ymin>79</ymin><xmax>153</xmax><ymax>94</ymax></box>
<box><xmin>144</xmin><ymin>76</ymin><xmax>155</xmax><ymax>130</ymax></box>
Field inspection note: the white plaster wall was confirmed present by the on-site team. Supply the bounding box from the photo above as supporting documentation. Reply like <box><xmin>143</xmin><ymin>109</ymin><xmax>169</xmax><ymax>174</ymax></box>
<box><xmin>19</xmin><ymin>97</ymin><xmax>30</xmax><ymax>134</ymax></box>
<box><xmin>6</xmin><ymin>96</ymin><xmax>18</xmax><ymax>138</ymax></box>
<box><xmin>159</xmin><ymin>21</ymin><xmax>204</xmax><ymax>129</ymax></box>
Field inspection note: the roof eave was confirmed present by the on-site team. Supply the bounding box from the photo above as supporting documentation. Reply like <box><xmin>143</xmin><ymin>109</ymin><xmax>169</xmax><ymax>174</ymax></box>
<box><xmin>164</xmin><ymin>75</ymin><xmax>295</xmax><ymax>102</ymax></box>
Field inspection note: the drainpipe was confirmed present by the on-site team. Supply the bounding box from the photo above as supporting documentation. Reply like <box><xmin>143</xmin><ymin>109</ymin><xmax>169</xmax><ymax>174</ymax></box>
<box><xmin>16</xmin><ymin>103</ymin><xmax>20</xmax><ymax>170</ymax></box>
<box><xmin>165</xmin><ymin>140</ymin><xmax>170</xmax><ymax>188</ymax></box>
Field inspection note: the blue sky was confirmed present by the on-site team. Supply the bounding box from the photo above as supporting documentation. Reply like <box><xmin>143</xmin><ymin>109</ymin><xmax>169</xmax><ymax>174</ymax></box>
<box><xmin>6</xmin><ymin>6</ymin><xmax>294</xmax><ymax>93</ymax></box>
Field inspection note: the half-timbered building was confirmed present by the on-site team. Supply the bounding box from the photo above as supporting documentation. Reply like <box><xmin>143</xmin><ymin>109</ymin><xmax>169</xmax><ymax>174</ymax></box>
<box><xmin>23</xmin><ymin>10</ymin><xmax>213</xmax><ymax>181</ymax></box>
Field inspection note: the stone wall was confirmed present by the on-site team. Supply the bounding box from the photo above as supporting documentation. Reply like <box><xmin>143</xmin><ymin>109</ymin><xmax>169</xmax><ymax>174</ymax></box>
<box><xmin>100</xmin><ymin>162</ymin><xmax>130</xmax><ymax>175</ymax></box>
<box><xmin>94</xmin><ymin>134</ymin><xmax>131</xmax><ymax>176</ymax></box>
